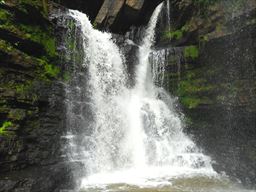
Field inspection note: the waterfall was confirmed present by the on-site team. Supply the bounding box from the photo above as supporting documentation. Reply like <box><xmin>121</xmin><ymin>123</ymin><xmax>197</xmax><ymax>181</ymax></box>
<box><xmin>61</xmin><ymin>3</ymin><xmax>217</xmax><ymax>191</ymax></box>
<box><xmin>67</xmin><ymin>10</ymin><xmax>128</xmax><ymax>174</ymax></box>
<box><xmin>166</xmin><ymin>0</ymin><xmax>171</xmax><ymax>31</ymax></box>
<box><xmin>150</xmin><ymin>48</ymin><xmax>169</xmax><ymax>87</ymax></box>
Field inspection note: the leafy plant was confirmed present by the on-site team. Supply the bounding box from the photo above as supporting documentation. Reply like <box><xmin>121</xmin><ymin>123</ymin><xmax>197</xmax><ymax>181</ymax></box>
<box><xmin>44</xmin><ymin>63</ymin><xmax>60</xmax><ymax>78</ymax></box>
<box><xmin>163</xmin><ymin>25</ymin><xmax>189</xmax><ymax>40</ymax></box>
<box><xmin>0</xmin><ymin>121</ymin><xmax>13</xmax><ymax>135</ymax></box>
<box><xmin>184</xmin><ymin>46</ymin><xmax>199</xmax><ymax>59</ymax></box>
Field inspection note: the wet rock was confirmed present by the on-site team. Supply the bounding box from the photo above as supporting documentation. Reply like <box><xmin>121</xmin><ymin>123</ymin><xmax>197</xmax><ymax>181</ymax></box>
<box><xmin>94</xmin><ymin>0</ymin><xmax>125</xmax><ymax>28</ymax></box>
<box><xmin>155</xmin><ymin>0</ymin><xmax>256</xmax><ymax>188</ymax></box>
<box><xmin>54</xmin><ymin>0</ymin><xmax>164</xmax><ymax>33</ymax></box>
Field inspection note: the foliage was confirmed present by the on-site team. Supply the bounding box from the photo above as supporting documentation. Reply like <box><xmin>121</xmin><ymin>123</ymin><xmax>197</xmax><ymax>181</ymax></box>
<box><xmin>41</xmin><ymin>0</ymin><xmax>48</xmax><ymax>15</ymax></box>
<box><xmin>180</xmin><ymin>96</ymin><xmax>201</xmax><ymax>109</ymax></box>
<box><xmin>179</xmin><ymin>79</ymin><xmax>214</xmax><ymax>95</ymax></box>
<box><xmin>17</xmin><ymin>0</ymin><xmax>49</xmax><ymax>15</ymax></box>
<box><xmin>0</xmin><ymin>121</ymin><xmax>12</xmax><ymax>135</ymax></box>
<box><xmin>0</xmin><ymin>3</ymin><xmax>60</xmax><ymax>82</ymax></box>
<box><xmin>184</xmin><ymin>45</ymin><xmax>199</xmax><ymax>59</ymax></box>
<box><xmin>162</xmin><ymin>25</ymin><xmax>189</xmax><ymax>40</ymax></box>
<box><xmin>0</xmin><ymin>9</ymin><xmax>10</xmax><ymax>20</ymax></box>
<box><xmin>38</xmin><ymin>58</ymin><xmax>60</xmax><ymax>78</ymax></box>
<box><xmin>8</xmin><ymin>109</ymin><xmax>26</xmax><ymax>120</ymax></box>
<box><xmin>44</xmin><ymin>63</ymin><xmax>60</xmax><ymax>78</ymax></box>
<box><xmin>176</xmin><ymin>68</ymin><xmax>216</xmax><ymax>109</ymax></box>
<box><xmin>164</xmin><ymin>30</ymin><xmax>183</xmax><ymax>40</ymax></box>
<box><xmin>15</xmin><ymin>83</ymin><xmax>32</xmax><ymax>94</ymax></box>
<box><xmin>93</xmin><ymin>21</ymin><xmax>98</xmax><ymax>29</ymax></box>
<box><xmin>18</xmin><ymin>24</ymin><xmax>57</xmax><ymax>58</ymax></box>
<box><xmin>63</xmin><ymin>72</ymin><xmax>71</xmax><ymax>82</ymax></box>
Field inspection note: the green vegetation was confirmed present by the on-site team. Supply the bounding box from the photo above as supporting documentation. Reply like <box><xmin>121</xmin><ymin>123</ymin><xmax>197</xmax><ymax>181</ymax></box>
<box><xmin>93</xmin><ymin>21</ymin><xmax>98</xmax><ymax>29</ymax></box>
<box><xmin>63</xmin><ymin>72</ymin><xmax>71</xmax><ymax>82</ymax></box>
<box><xmin>0</xmin><ymin>121</ymin><xmax>12</xmax><ymax>135</ymax></box>
<box><xmin>178</xmin><ymin>78</ymin><xmax>214</xmax><ymax>95</ymax></box>
<box><xmin>162</xmin><ymin>25</ymin><xmax>189</xmax><ymax>40</ymax></box>
<box><xmin>199</xmin><ymin>35</ymin><xmax>209</xmax><ymax>42</ymax></box>
<box><xmin>42</xmin><ymin>0</ymin><xmax>48</xmax><ymax>15</ymax></box>
<box><xmin>184</xmin><ymin>46</ymin><xmax>199</xmax><ymax>59</ymax></box>
<box><xmin>0</xmin><ymin>0</ymin><xmax>64</xmax><ymax>139</ymax></box>
<box><xmin>0</xmin><ymin>2</ymin><xmax>60</xmax><ymax>81</ymax></box>
<box><xmin>163</xmin><ymin>29</ymin><xmax>183</xmax><ymax>40</ymax></box>
<box><xmin>8</xmin><ymin>109</ymin><xmax>26</xmax><ymax>121</ymax></box>
<box><xmin>175</xmin><ymin>68</ymin><xmax>216</xmax><ymax>109</ymax></box>
<box><xmin>0</xmin><ymin>39</ymin><xmax>15</xmax><ymax>52</ymax></box>
<box><xmin>180</xmin><ymin>96</ymin><xmax>201</xmax><ymax>109</ymax></box>
<box><xmin>15</xmin><ymin>83</ymin><xmax>32</xmax><ymax>95</ymax></box>
<box><xmin>0</xmin><ymin>9</ymin><xmax>10</xmax><ymax>20</ymax></box>
<box><xmin>44</xmin><ymin>63</ymin><xmax>60</xmax><ymax>78</ymax></box>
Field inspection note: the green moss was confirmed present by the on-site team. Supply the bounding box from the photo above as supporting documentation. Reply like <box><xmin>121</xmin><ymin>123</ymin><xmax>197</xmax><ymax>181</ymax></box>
<box><xmin>175</xmin><ymin>68</ymin><xmax>216</xmax><ymax>109</ymax></box>
<box><xmin>0</xmin><ymin>9</ymin><xmax>11</xmax><ymax>21</ymax></box>
<box><xmin>0</xmin><ymin>8</ymin><xmax>59</xmax><ymax>81</ymax></box>
<box><xmin>180</xmin><ymin>97</ymin><xmax>201</xmax><ymax>109</ymax></box>
<box><xmin>162</xmin><ymin>24</ymin><xmax>189</xmax><ymax>40</ymax></box>
<box><xmin>17</xmin><ymin>0</ymin><xmax>49</xmax><ymax>15</ymax></box>
<box><xmin>180</xmin><ymin>96</ymin><xmax>213</xmax><ymax>109</ymax></box>
<box><xmin>164</xmin><ymin>30</ymin><xmax>183</xmax><ymax>40</ymax></box>
<box><xmin>41</xmin><ymin>0</ymin><xmax>48</xmax><ymax>15</ymax></box>
<box><xmin>63</xmin><ymin>72</ymin><xmax>71</xmax><ymax>82</ymax></box>
<box><xmin>18</xmin><ymin>24</ymin><xmax>57</xmax><ymax>58</ymax></box>
<box><xmin>44</xmin><ymin>63</ymin><xmax>60</xmax><ymax>78</ymax></box>
<box><xmin>178</xmin><ymin>79</ymin><xmax>215</xmax><ymax>95</ymax></box>
<box><xmin>0</xmin><ymin>121</ymin><xmax>12</xmax><ymax>135</ymax></box>
<box><xmin>15</xmin><ymin>82</ymin><xmax>32</xmax><ymax>95</ymax></box>
<box><xmin>37</xmin><ymin>58</ymin><xmax>60</xmax><ymax>79</ymax></box>
<box><xmin>93</xmin><ymin>21</ymin><xmax>98</xmax><ymax>29</ymax></box>
<box><xmin>8</xmin><ymin>109</ymin><xmax>26</xmax><ymax>120</ymax></box>
<box><xmin>0</xmin><ymin>3</ymin><xmax>57</xmax><ymax>58</ymax></box>
<box><xmin>199</xmin><ymin>35</ymin><xmax>209</xmax><ymax>42</ymax></box>
<box><xmin>0</xmin><ymin>39</ymin><xmax>16</xmax><ymax>52</ymax></box>
<box><xmin>184</xmin><ymin>46</ymin><xmax>199</xmax><ymax>59</ymax></box>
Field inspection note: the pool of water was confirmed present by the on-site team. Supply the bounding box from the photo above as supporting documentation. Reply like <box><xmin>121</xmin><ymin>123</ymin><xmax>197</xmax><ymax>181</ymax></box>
<box><xmin>79</xmin><ymin>167</ymin><xmax>255</xmax><ymax>192</ymax></box>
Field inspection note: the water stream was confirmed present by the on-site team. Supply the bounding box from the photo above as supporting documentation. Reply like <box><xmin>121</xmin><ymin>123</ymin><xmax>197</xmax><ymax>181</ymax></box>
<box><xmin>61</xmin><ymin>3</ymin><xmax>255</xmax><ymax>192</ymax></box>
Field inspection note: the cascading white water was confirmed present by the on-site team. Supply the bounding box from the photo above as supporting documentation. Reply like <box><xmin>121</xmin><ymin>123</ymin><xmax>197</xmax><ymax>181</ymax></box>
<box><xmin>166</xmin><ymin>0</ymin><xmax>171</xmax><ymax>31</ymax></box>
<box><xmin>126</xmin><ymin>3</ymin><xmax>214</xmax><ymax>172</ymax></box>
<box><xmin>150</xmin><ymin>48</ymin><xmax>169</xmax><ymax>87</ymax></box>
<box><xmin>64</xmin><ymin>3</ymin><xmax>219</xmax><ymax>191</ymax></box>
<box><xmin>150</xmin><ymin>47</ymin><xmax>183</xmax><ymax>89</ymax></box>
<box><xmin>67</xmin><ymin>10</ymin><xmax>129</xmax><ymax>175</ymax></box>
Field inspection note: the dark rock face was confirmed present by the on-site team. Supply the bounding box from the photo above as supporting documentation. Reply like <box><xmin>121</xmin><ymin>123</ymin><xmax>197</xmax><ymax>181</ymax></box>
<box><xmin>189</xmin><ymin>24</ymin><xmax>256</xmax><ymax>186</ymax></box>
<box><xmin>0</xmin><ymin>1</ymin><xmax>72</xmax><ymax>191</ymax></box>
<box><xmin>52</xmin><ymin>0</ymin><xmax>104</xmax><ymax>21</ymax></box>
<box><xmin>156</xmin><ymin>0</ymin><xmax>256</xmax><ymax>188</ymax></box>
<box><xmin>54</xmin><ymin>0</ymin><xmax>164</xmax><ymax>33</ymax></box>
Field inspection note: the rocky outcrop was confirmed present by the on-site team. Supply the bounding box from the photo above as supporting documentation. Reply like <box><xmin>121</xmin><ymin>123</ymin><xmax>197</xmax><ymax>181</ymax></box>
<box><xmin>55</xmin><ymin>0</ymin><xmax>164</xmax><ymax>33</ymax></box>
<box><xmin>94</xmin><ymin>0</ymin><xmax>126</xmax><ymax>28</ymax></box>
<box><xmin>0</xmin><ymin>1</ymin><xmax>72</xmax><ymax>191</ymax></box>
<box><xmin>156</xmin><ymin>0</ymin><xmax>256</xmax><ymax>187</ymax></box>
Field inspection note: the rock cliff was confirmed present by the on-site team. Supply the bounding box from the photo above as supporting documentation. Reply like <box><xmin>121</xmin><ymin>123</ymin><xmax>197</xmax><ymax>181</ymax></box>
<box><xmin>54</xmin><ymin>0</ymin><xmax>163</xmax><ymax>32</ymax></box>
<box><xmin>0</xmin><ymin>0</ymin><xmax>255</xmax><ymax>191</ymax></box>
<box><xmin>155</xmin><ymin>0</ymin><xmax>256</xmax><ymax>187</ymax></box>
<box><xmin>0</xmin><ymin>0</ymin><xmax>164</xmax><ymax>191</ymax></box>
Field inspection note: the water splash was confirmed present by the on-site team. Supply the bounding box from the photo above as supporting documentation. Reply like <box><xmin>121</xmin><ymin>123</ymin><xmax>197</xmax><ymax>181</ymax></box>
<box><xmin>150</xmin><ymin>48</ymin><xmax>169</xmax><ymax>87</ymax></box>
<box><xmin>63</xmin><ymin>3</ymin><xmax>217</xmax><ymax>191</ymax></box>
